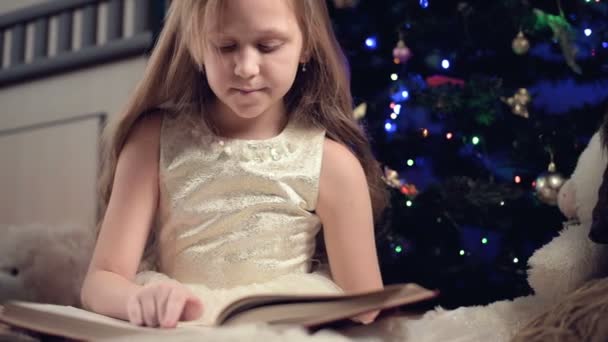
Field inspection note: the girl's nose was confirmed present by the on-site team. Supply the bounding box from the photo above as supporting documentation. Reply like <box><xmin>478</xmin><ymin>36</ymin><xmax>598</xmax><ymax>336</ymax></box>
<box><xmin>234</xmin><ymin>48</ymin><xmax>260</xmax><ymax>79</ymax></box>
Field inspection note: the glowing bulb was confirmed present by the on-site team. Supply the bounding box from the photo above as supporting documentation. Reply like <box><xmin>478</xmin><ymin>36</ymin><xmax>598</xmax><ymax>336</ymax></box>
<box><xmin>406</xmin><ymin>200</ymin><xmax>413</xmax><ymax>207</ymax></box>
<box><xmin>513</xmin><ymin>257</ymin><xmax>519</xmax><ymax>263</ymax></box>
<box><xmin>390</xmin><ymin>102</ymin><xmax>396</xmax><ymax>109</ymax></box>
<box><xmin>500</xmin><ymin>201</ymin><xmax>505</xmax><ymax>206</ymax></box>
<box><xmin>391</xmin><ymin>73</ymin><xmax>399</xmax><ymax>81</ymax></box>
<box><xmin>385</xmin><ymin>123</ymin><xmax>393</xmax><ymax>131</ymax></box>
<box><xmin>420</xmin><ymin>0</ymin><xmax>429</xmax><ymax>9</ymax></box>
<box><xmin>446</xmin><ymin>132</ymin><xmax>453</xmax><ymax>140</ymax></box>
<box><xmin>422</xmin><ymin>128</ymin><xmax>429</xmax><ymax>137</ymax></box>
<box><xmin>584</xmin><ymin>28</ymin><xmax>592</xmax><ymax>37</ymax></box>
<box><xmin>459</xmin><ymin>250</ymin><xmax>465</xmax><ymax>256</ymax></box>
<box><xmin>395</xmin><ymin>245</ymin><xmax>403</xmax><ymax>253</ymax></box>
<box><xmin>481</xmin><ymin>237</ymin><xmax>488</xmax><ymax>244</ymax></box>
<box><xmin>515</xmin><ymin>175</ymin><xmax>521</xmax><ymax>184</ymax></box>
<box><xmin>441</xmin><ymin>59</ymin><xmax>450</xmax><ymax>69</ymax></box>
<box><xmin>472</xmin><ymin>136</ymin><xmax>480</xmax><ymax>145</ymax></box>
<box><xmin>401</xmin><ymin>90</ymin><xmax>409</xmax><ymax>99</ymax></box>
<box><xmin>390</xmin><ymin>113</ymin><xmax>398</xmax><ymax>120</ymax></box>
<box><xmin>407</xmin><ymin>159</ymin><xmax>415</xmax><ymax>167</ymax></box>
<box><xmin>365</xmin><ymin>37</ymin><xmax>377</xmax><ymax>49</ymax></box>
<box><xmin>394</xmin><ymin>104</ymin><xmax>402</xmax><ymax>114</ymax></box>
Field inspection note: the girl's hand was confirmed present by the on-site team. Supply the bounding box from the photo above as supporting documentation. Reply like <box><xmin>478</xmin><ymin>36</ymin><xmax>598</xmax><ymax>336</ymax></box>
<box><xmin>126</xmin><ymin>280</ymin><xmax>203</xmax><ymax>328</ymax></box>
<box><xmin>350</xmin><ymin>309</ymin><xmax>380</xmax><ymax>325</ymax></box>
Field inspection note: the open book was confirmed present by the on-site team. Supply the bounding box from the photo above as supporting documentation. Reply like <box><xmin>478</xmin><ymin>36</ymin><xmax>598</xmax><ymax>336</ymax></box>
<box><xmin>0</xmin><ymin>283</ymin><xmax>437</xmax><ymax>340</ymax></box>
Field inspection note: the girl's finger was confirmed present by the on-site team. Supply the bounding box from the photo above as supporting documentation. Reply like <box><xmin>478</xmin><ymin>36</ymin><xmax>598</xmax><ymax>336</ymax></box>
<box><xmin>155</xmin><ymin>285</ymin><xmax>172</xmax><ymax>328</ymax></box>
<box><xmin>162</xmin><ymin>289</ymin><xmax>186</xmax><ymax>328</ymax></box>
<box><xmin>140</xmin><ymin>295</ymin><xmax>159</xmax><ymax>327</ymax></box>
<box><xmin>127</xmin><ymin>296</ymin><xmax>143</xmax><ymax>326</ymax></box>
<box><xmin>181</xmin><ymin>295</ymin><xmax>203</xmax><ymax>321</ymax></box>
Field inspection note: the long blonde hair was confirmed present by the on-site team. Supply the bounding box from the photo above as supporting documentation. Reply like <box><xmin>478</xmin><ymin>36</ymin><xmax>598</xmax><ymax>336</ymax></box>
<box><xmin>97</xmin><ymin>0</ymin><xmax>389</xmax><ymax>256</ymax></box>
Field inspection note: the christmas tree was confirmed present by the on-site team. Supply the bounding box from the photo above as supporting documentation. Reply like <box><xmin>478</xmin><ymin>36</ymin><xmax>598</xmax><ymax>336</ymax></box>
<box><xmin>328</xmin><ymin>0</ymin><xmax>608</xmax><ymax>308</ymax></box>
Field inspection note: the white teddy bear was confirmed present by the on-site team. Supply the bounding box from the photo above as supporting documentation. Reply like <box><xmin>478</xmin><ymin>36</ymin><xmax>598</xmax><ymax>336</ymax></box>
<box><xmin>527</xmin><ymin>131</ymin><xmax>608</xmax><ymax>302</ymax></box>
<box><xmin>0</xmin><ymin>223</ymin><xmax>95</xmax><ymax>307</ymax></box>
<box><xmin>362</xmin><ymin>129</ymin><xmax>608</xmax><ymax>342</ymax></box>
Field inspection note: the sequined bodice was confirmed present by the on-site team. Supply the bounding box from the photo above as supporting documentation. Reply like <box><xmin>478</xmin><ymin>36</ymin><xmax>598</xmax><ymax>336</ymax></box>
<box><xmin>155</xmin><ymin>111</ymin><xmax>326</xmax><ymax>289</ymax></box>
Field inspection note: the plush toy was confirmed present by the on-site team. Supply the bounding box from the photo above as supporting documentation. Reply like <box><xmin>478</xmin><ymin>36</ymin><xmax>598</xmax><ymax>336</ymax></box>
<box><xmin>360</xmin><ymin>128</ymin><xmax>608</xmax><ymax>342</ymax></box>
<box><xmin>0</xmin><ymin>223</ymin><xmax>95</xmax><ymax>307</ymax></box>
<box><xmin>512</xmin><ymin>126</ymin><xmax>608</xmax><ymax>341</ymax></box>
<box><xmin>527</xmin><ymin>131</ymin><xmax>608</xmax><ymax>303</ymax></box>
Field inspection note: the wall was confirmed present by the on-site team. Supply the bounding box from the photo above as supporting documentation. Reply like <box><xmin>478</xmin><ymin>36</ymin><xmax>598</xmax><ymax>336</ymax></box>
<box><xmin>0</xmin><ymin>0</ymin><xmax>151</xmax><ymax>228</ymax></box>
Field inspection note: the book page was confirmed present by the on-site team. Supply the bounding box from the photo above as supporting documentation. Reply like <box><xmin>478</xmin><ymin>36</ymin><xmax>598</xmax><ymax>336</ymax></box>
<box><xmin>0</xmin><ymin>302</ymin><xmax>211</xmax><ymax>340</ymax></box>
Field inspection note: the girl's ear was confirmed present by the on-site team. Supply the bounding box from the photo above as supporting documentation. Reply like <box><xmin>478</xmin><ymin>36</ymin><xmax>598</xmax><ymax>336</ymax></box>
<box><xmin>299</xmin><ymin>47</ymin><xmax>311</xmax><ymax>64</ymax></box>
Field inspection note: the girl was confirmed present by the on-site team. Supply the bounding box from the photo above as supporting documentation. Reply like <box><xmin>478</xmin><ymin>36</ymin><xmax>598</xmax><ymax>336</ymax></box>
<box><xmin>80</xmin><ymin>0</ymin><xmax>388</xmax><ymax>329</ymax></box>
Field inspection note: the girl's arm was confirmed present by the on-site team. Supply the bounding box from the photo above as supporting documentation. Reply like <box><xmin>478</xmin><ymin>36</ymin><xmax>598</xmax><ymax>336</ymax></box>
<box><xmin>316</xmin><ymin>139</ymin><xmax>384</xmax><ymax>323</ymax></box>
<box><xmin>80</xmin><ymin>113</ymin><xmax>162</xmax><ymax>320</ymax></box>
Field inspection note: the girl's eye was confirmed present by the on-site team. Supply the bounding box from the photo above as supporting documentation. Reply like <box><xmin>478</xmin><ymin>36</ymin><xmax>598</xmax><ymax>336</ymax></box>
<box><xmin>219</xmin><ymin>45</ymin><xmax>237</xmax><ymax>53</ymax></box>
<box><xmin>258</xmin><ymin>43</ymin><xmax>281</xmax><ymax>53</ymax></box>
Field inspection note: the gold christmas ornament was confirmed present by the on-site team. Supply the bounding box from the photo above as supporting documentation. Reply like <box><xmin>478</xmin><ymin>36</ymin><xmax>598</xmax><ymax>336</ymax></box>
<box><xmin>512</xmin><ymin>31</ymin><xmax>530</xmax><ymax>55</ymax></box>
<box><xmin>501</xmin><ymin>88</ymin><xmax>531</xmax><ymax>119</ymax></box>
<box><xmin>535</xmin><ymin>161</ymin><xmax>566</xmax><ymax>206</ymax></box>
<box><xmin>382</xmin><ymin>166</ymin><xmax>403</xmax><ymax>188</ymax></box>
<box><xmin>353</xmin><ymin>102</ymin><xmax>367</xmax><ymax>120</ymax></box>
<box><xmin>393</xmin><ymin>39</ymin><xmax>413</xmax><ymax>64</ymax></box>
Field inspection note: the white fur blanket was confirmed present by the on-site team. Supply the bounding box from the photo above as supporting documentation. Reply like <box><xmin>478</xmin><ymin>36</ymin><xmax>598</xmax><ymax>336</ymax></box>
<box><xmin>98</xmin><ymin>296</ymin><xmax>548</xmax><ymax>342</ymax></box>
<box><xmin>103</xmin><ymin>219</ymin><xmax>608</xmax><ymax>342</ymax></box>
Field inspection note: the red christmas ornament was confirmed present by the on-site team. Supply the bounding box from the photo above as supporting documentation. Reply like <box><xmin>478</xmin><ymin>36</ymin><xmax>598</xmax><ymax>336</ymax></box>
<box><xmin>400</xmin><ymin>184</ymin><xmax>418</xmax><ymax>196</ymax></box>
<box><xmin>393</xmin><ymin>40</ymin><xmax>413</xmax><ymax>64</ymax></box>
<box><xmin>426</xmin><ymin>75</ymin><xmax>465</xmax><ymax>88</ymax></box>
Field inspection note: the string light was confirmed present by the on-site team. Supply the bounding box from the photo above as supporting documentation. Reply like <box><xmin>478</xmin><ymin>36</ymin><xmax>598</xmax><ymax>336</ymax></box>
<box><xmin>500</xmin><ymin>201</ymin><xmax>505</xmax><ymax>206</ymax></box>
<box><xmin>420</xmin><ymin>0</ymin><xmax>429</xmax><ymax>9</ymax></box>
<box><xmin>459</xmin><ymin>250</ymin><xmax>465</xmax><ymax>256</ymax></box>
<box><xmin>406</xmin><ymin>200</ymin><xmax>413</xmax><ymax>207</ymax></box>
<box><xmin>584</xmin><ymin>28</ymin><xmax>592</xmax><ymax>37</ymax></box>
<box><xmin>395</xmin><ymin>245</ymin><xmax>403</xmax><ymax>253</ymax></box>
<box><xmin>390</xmin><ymin>102</ymin><xmax>396</xmax><ymax>109</ymax></box>
<box><xmin>365</xmin><ymin>36</ymin><xmax>378</xmax><ymax>49</ymax></box>
<box><xmin>384</xmin><ymin>121</ymin><xmax>397</xmax><ymax>133</ymax></box>
<box><xmin>603</xmin><ymin>42</ymin><xmax>608</xmax><ymax>48</ymax></box>
<box><xmin>401</xmin><ymin>91</ymin><xmax>409</xmax><ymax>99</ymax></box>
<box><xmin>391</xmin><ymin>73</ymin><xmax>399</xmax><ymax>81</ymax></box>
<box><xmin>514</xmin><ymin>175</ymin><xmax>521</xmax><ymax>184</ymax></box>
<box><xmin>394</xmin><ymin>104</ymin><xmax>402</xmax><ymax>114</ymax></box>
<box><xmin>513</xmin><ymin>257</ymin><xmax>519</xmax><ymax>263</ymax></box>
<box><xmin>446</xmin><ymin>132</ymin><xmax>454</xmax><ymax>140</ymax></box>
<box><xmin>390</xmin><ymin>113</ymin><xmax>398</xmax><ymax>120</ymax></box>
<box><xmin>407</xmin><ymin>159</ymin><xmax>415</xmax><ymax>166</ymax></box>
<box><xmin>422</xmin><ymin>128</ymin><xmax>429</xmax><ymax>137</ymax></box>
<box><xmin>441</xmin><ymin>59</ymin><xmax>450</xmax><ymax>69</ymax></box>
<box><xmin>481</xmin><ymin>237</ymin><xmax>488</xmax><ymax>244</ymax></box>
<box><xmin>472</xmin><ymin>136</ymin><xmax>480</xmax><ymax>145</ymax></box>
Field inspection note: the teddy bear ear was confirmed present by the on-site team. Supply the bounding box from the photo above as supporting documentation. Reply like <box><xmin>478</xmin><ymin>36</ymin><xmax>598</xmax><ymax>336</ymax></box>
<box><xmin>570</xmin><ymin>132</ymin><xmax>608</xmax><ymax>225</ymax></box>
<box><xmin>589</xmin><ymin>162</ymin><xmax>608</xmax><ymax>244</ymax></box>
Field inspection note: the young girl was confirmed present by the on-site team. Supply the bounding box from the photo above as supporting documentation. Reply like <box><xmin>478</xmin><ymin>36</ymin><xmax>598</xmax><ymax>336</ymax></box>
<box><xmin>80</xmin><ymin>0</ymin><xmax>388</xmax><ymax>329</ymax></box>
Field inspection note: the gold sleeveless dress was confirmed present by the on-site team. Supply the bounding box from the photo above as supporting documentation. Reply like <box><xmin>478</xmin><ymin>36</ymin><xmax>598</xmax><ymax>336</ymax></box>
<box><xmin>135</xmin><ymin>110</ymin><xmax>343</xmax><ymax>325</ymax></box>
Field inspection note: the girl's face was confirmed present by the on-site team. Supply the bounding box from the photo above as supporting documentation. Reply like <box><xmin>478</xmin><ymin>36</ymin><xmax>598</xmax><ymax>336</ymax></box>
<box><xmin>203</xmin><ymin>0</ymin><xmax>305</xmax><ymax>125</ymax></box>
